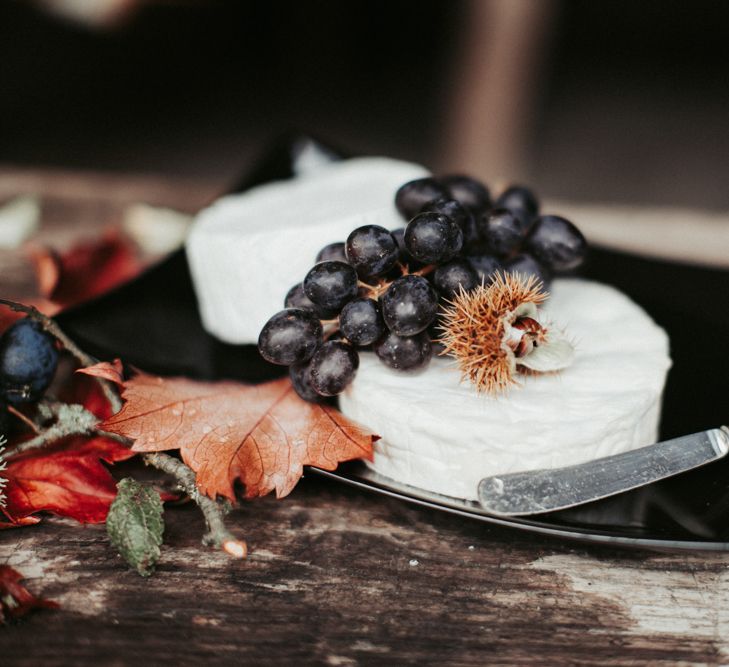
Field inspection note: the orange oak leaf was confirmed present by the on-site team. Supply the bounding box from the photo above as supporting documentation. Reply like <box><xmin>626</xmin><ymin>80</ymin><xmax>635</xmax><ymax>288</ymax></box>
<box><xmin>101</xmin><ymin>375</ymin><xmax>377</xmax><ymax>500</ymax></box>
<box><xmin>0</xmin><ymin>565</ymin><xmax>59</xmax><ymax>623</ymax></box>
<box><xmin>1</xmin><ymin>436</ymin><xmax>136</xmax><ymax>527</ymax></box>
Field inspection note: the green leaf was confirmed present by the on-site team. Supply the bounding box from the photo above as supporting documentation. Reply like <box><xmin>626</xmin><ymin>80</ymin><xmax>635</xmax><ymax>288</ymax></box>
<box><xmin>106</xmin><ymin>478</ymin><xmax>164</xmax><ymax>577</ymax></box>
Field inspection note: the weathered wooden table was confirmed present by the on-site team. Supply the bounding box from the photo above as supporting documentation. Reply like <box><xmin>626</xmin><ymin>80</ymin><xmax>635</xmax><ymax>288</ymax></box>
<box><xmin>1</xmin><ymin>168</ymin><xmax>727</xmax><ymax>666</ymax></box>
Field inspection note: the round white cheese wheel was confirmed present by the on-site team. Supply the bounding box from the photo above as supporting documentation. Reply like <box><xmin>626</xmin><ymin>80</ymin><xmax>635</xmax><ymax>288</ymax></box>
<box><xmin>186</xmin><ymin>157</ymin><xmax>428</xmax><ymax>344</ymax></box>
<box><xmin>338</xmin><ymin>279</ymin><xmax>672</xmax><ymax>501</ymax></box>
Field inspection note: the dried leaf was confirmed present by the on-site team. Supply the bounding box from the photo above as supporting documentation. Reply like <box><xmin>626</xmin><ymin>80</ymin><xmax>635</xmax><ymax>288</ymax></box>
<box><xmin>76</xmin><ymin>359</ymin><xmax>124</xmax><ymax>386</ymax></box>
<box><xmin>106</xmin><ymin>478</ymin><xmax>164</xmax><ymax>577</ymax></box>
<box><xmin>0</xmin><ymin>565</ymin><xmax>58</xmax><ymax>624</ymax></box>
<box><xmin>102</xmin><ymin>376</ymin><xmax>377</xmax><ymax>500</ymax></box>
<box><xmin>1</xmin><ymin>436</ymin><xmax>136</xmax><ymax>527</ymax></box>
<box><xmin>30</xmin><ymin>230</ymin><xmax>145</xmax><ymax>309</ymax></box>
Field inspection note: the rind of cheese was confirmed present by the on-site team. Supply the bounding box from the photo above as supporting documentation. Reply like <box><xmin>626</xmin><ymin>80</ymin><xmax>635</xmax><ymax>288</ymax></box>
<box><xmin>339</xmin><ymin>279</ymin><xmax>672</xmax><ymax>501</ymax></box>
<box><xmin>186</xmin><ymin>157</ymin><xmax>429</xmax><ymax>344</ymax></box>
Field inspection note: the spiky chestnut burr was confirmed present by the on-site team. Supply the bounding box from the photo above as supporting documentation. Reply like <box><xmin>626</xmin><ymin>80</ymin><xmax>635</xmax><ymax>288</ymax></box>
<box><xmin>437</xmin><ymin>272</ymin><xmax>574</xmax><ymax>394</ymax></box>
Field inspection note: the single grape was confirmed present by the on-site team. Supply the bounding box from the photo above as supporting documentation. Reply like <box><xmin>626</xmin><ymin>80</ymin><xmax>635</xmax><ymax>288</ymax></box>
<box><xmin>0</xmin><ymin>318</ymin><xmax>59</xmax><ymax>405</ymax></box>
<box><xmin>316</xmin><ymin>242</ymin><xmax>347</xmax><ymax>263</ymax></box>
<box><xmin>478</xmin><ymin>208</ymin><xmax>526</xmax><ymax>257</ymax></box>
<box><xmin>467</xmin><ymin>254</ymin><xmax>502</xmax><ymax>285</ymax></box>
<box><xmin>440</xmin><ymin>174</ymin><xmax>491</xmax><ymax>212</ymax></box>
<box><xmin>495</xmin><ymin>185</ymin><xmax>539</xmax><ymax>218</ymax></box>
<box><xmin>434</xmin><ymin>259</ymin><xmax>479</xmax><ymax>299</ymax></box>
<box><xmin>404</xmin><ymin>212</ymin><xmax>463</xmax><ymax>264</ymax></box>
<box><xmin>381</xmin><ymin>275</ymin><xmax>438</xmax><ymax>336</ymax></box>
<box><xmin>258</xmin><ymin>309</ymin><xmax>323</xmax><ymax>366</ymax></box>
<box><xmin>421</xmin><ymin>197</ymin><xmax>478</xmax><ymax>248</ymax></box>
<box><xmin>303</xmin><ymin>261</ymin><xmax>359</xmax><ymax>312</ymax></box>
<box><xmin>345</xmin><ymin>225</ymin><xmax>399</xmax><ymax>278</ymax></box>
<box><xmin>339</xmin><ymin>298</ymin><xmax>386</xmax><ymax>347</ymax></box>
<box><xmin>285</xmin><ymin>282</ymin><xmax>336</xmax><ymax>319</ymax></box>
<box><xmin>523</xmin><ymin>215</ymin><xmax>587</xmax><ymax>272</ymax></box>
<box><xmin>309</xmin><ymin>341</ymin><xmax>359</xmax><ymax>396</ymax></box>
<box><xmin>289</xmin><ymin>361</ymin><xmax>324</xmax><ymax>403</ymax></box>
<box><xmin>503</xmin><ymin>253</ymin><xmax>550</xmax><ymax>285</ymax></box>
<box><xmin>374</xmin><ymin>331</ymin><xmax>432</xmax><ymax>371</ymax></box>
<box><xmin>395</xmin><ymin>178</ymin><xmax>449</xmax><ymax>220</ymax></box>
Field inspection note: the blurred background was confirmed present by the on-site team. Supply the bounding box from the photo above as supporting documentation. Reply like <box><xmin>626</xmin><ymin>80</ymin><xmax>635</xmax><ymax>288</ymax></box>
<box><xmin>2</xmin><ymin>0</ymin><xmax>729</xmax><ymax>208</ymax></box>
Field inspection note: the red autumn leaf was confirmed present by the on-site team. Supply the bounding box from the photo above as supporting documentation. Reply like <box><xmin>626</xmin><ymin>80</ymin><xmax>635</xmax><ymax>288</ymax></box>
<box><xmin>101</xmin><ymin>375</ymin><xmax>377</xmax><ymax>500</ymax></box>
<box><xmin>1</xmin><ymin>436</ymin><xmax>136</xmax><ymax>527</ymax></box>
<box><xmin>30</xmin><ymin>230</ymin><xmax>145</xmax><ymax>310</ymax></box>
<box><xmin>0</xmin><ymin>565</ymin><xmax>58</xmax><ymax>623</ymax></box>
<box><xmin>76</xmin><ymin>359</ymin><xmax>124</xmax><ymax>387</ymax></box>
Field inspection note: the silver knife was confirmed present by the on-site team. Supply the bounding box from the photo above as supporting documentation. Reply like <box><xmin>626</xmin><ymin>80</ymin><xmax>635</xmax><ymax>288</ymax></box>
<box><xmin>478</xmin><ymin>427</ymin><xmax>729</xmax><ymax>516</ymax></box>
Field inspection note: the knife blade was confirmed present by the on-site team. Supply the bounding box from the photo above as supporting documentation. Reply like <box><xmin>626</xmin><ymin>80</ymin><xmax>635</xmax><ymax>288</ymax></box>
<box><xmin>478</xmin><ymin>426</ymin><xmax>729</xmax><ymax>516</ymax></box>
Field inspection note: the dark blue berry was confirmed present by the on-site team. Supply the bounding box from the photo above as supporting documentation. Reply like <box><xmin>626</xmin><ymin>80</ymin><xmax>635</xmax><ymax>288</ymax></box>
<box><xmin>381</xmin><ymin>275</ymin><xmax>438</xmax><ymax>336</ymax></box>
<box><xmin>433</xmin><ymin>259</ymin><xmax>479</xmax><ymax>299</ymax></box>
<box><xmin>304</xmin><ymin>261</ymin><xmax>359</xmax><ymax>312</ymax></box>
<box><xmin>404</xmin><ymin>212</ymin><xmax>463</xmax><ymax>264</ymax></box>
<box><xmin>316</xmin><ymin>242</ymin><xmax>347</xmax><ymax>263</ymax></box>
<box><xmin>309</xmin><ymin>341</ymin><xmax>359</xmax><ymax>396</ymax></box>
<box><xmin>495</xmin><ymin>185</ymin><xmax>539</xmax><ymax>218</ymax></box>
<box><xmin>258</xmin><ymin>309</ymin><xmax>323</xmax><ymax>366</ymax></box>
<box><xmin>440</xmin><ymin>175</ymin><xmax>491</xmax><ymax>212</ymax></box>
<box><xmin>339</xmin><ymin>298</ymin><xmax>385</xmax><ymax>347</ymax></box>
<box><xmin>374</xmin><ymin>331</ymin><xmax>432</xmax><ymax>371</ymax></box>
<box><xmin>478</xmin><ymin>208</ymin><xmax>526</xmax><ymax>257</ymax></box>
<box><xmin>395</xmin><ymin>178</ymin><xmax>448</xmax><ymax>220</ymax></box>
<box><xmin>0</xmin><ymin>318</ymin><xmax>59</xmax><ymax>405</ymax></box>
<box><xmin>345</xmin><ymin>225</ymin><xmax>399</xmax><ymax>278</ymax></box>
<box><xmin>523</xmin><ymin>215</ymin><xmax>587</xmax><ymax>272</ymax></box>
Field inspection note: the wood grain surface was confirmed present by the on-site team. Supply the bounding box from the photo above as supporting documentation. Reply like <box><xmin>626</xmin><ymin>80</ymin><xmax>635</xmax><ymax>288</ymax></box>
<box><xmin>1</xmin><ymin>167</ymin><xmax>727</xmax><ymax>666</ymax></box>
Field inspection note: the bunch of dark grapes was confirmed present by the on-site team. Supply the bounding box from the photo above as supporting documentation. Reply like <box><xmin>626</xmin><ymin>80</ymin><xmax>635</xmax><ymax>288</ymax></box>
<box><xmin>258</xmin><ymin>175</ymin><xmax>587</xmax><ymax>402</ymax></box>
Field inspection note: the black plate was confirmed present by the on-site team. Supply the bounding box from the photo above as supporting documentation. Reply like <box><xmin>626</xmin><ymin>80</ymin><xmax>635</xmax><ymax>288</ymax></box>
<box><xmin>56</xmin><ymin>136</ymin><xmax>729</xmax><ymax>550</ymax></box>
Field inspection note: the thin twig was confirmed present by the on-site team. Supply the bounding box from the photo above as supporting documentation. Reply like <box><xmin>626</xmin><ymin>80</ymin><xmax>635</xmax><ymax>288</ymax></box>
<box><xmin>0</xmin><ymin>299</ymin><xmax>122</xmax><ymax>414</ymax></box>
<box><xmin>7</xmin><ymin>403</ymin><xmax>98</xmax><ymax>456</ymax></box>
<box><xmin>142</xmin><ymin>452</ymin><xmax>247</xmax><ymax>559</ymax></box>
<box><xmin>6</xmin><ymin>406</ymin><xmax>41</xmax><ymax>434</ymax></box>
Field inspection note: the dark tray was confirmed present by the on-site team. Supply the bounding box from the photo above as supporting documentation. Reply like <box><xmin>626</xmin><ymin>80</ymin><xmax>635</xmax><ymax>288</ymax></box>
<box><xmin>56</xmin><ymin>137</ymin><xmax>729</xmax><ymax>550</ymax></box>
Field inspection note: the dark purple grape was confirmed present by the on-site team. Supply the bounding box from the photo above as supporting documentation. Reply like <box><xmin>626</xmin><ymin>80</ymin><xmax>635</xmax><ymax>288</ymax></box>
<box><xmin>421</xmin><ymin>197</ymin><xmax>479</xmax><ymax>249</ymax></box>
<box><xmin>503</xmin><ymin>254</ymin><xmax>550</xmax><ymax>285</ymax></box>
<box><xmin>427</xmin><ymin>316</ymin><xmax>447</xmax><ymax>355</ymax></box>
<box><xmin>316</xmin><ymin>242</ymin><xmax>347</xmax><ymax>263</ymax></box>
<box><xmin>495</xmin><ymin>185</ymin><xmax>539</xmax><ymax>218</ymax></box>
<box><xmin>309</xmin><ymin>341</ymin><xmax>359</xmax><ymax>396</ymax></box>
<box><xmin>523</xmin><ymin>215</ymin><xmax>587</xmax><ymax>272</ymax></box>
<box><xmin>345</xmin><ymin>225</ymin><xmax>399</xmax><ymax>278</ymax></box>
<box><xmin>289</xmin><ymin>361</ymin><xmax>325</xmax><ymax>403</ymax></box>
<box><xmin>339</xmin><ymin>298</ymin><xmax>385</xmax><ymax>347</ymax></box>
<box><xmin>374</xmin><ymin>331</ymin><xmax>432</xmax><ymax>371</ymax></box>
<box><xmin>395</xmin><ymin>178</ymin><xmax>449</xmax><ymax>220</ymax></box>
<box><xmin>433</xmin><ymin>259</ymin><xmax>479</xmax><ymax>299</ymax></box>
<box><xmin>404</xmin><ymin>212</ymin><xmax>463</xmax><ymax>264</ymax></box>
<box><xmin>0</xmin><ymin>318</ymin><xmax>59</xmax><ymax>405</ymax></box>
<box><xmin>381</xmin><ymin>275</ymin><xmax>438</xmax><ymax>336</ymax></box>
<box><xmin>478</xmin><ymin>208</ymin><xmax>526</xmax><ymax>257</ymax></box>
<box><xmin>304</xmin><ymin>261</ymin><xmax>359</xmax><ymax>312</ymax></box>
<box><xmin>285</xmin><ymin>283</ymin><xmax>336</xmax><ymax>319</ymax></box>
<box><xmin>440</xmin><ymin>175</ymin><xmax>491</xmax><ymax>212</ymax></box>
<box><xmin>467</xmin><ymin>254</ymin><xmax>502</xmax><ymax>285</ymax></box>
<box><xmin>258</xmin><ymin>309</ymin><xmax>323</xmax><ymax>366</ymax></box>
